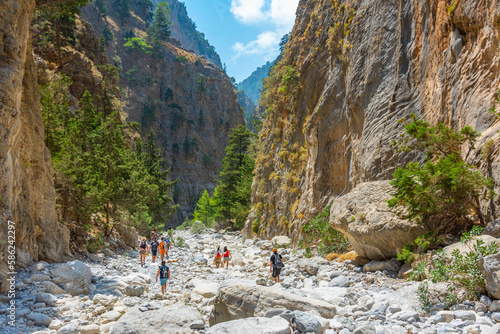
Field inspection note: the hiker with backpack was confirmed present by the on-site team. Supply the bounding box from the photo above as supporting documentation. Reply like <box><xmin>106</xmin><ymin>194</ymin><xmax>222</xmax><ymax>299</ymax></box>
<box><xmin>214</xmin><ymin>245</ymin><xmax>223</xmax><ymax>268</ymax></box>
<box><xmin>150</xmin><ymin>228</ymin><xmax>158</xmax><ymax>241</ymax></box>
<box><xmin>159</xmin><ymin>237</ymin><xmax>167</xmax><ymax>261</ymax></box>
<box><xmin>270</xmin><ymin>247</ymin><xmax>284</xmax><ymax>283</ymax></box>
<box><xmin>150</xmin><ymin>237</ymin><xmax>160</xmax><ymax>263</ymax></box>
<box><xmin>222</xmin><ymin>246</ymin><xmax>232</xmax><ymax>269</ymax></box>
<box><xmin>139</xmin><ymin>237</ymin><xmax>148</xmax><ymax>267</ymax></box>
<box><xmin>156</xmin><ymin>260</ymin><xmax>171</xmax><ymax>295</ymax></box>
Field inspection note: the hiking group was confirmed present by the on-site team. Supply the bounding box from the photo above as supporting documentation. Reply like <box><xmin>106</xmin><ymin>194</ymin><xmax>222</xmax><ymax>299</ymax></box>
<box><xmin>141</xmin><ymin>228</ymin><xmax>285</xmax><ymax>294</ymax></box>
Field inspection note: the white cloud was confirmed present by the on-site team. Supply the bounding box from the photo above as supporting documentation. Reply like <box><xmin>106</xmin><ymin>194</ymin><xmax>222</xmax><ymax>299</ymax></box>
<box><xmin>233</xmin><ymin>31</ymin><xmax>281</xmax><ymax>60</ymax></box>
<box><xmin>230</xmin><ymin>0</ymin><xmax>266</xmax><ymax>24</ymax></box>
<box><xmin>230</xmin><ymin>0</ymin><xmax>299</xmax><ymax>60</ymax></box>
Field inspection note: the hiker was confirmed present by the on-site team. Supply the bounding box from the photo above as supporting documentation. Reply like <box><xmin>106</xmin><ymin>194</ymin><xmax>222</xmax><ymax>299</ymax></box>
<box><xmin>150</xmin><ymin>228</ymin><xmax>158</xmax><ymax>241</ymax></box>
<box><xmin>214</xmin><ymin>245</ymin><xmax>223</xmax><ymax>268</ymax></box>
<box><xmin>155</xmin><ymin>260</ymin><xmax>171</xmax><ymax>295</ymax></box>
<box><xmin>150</xmin><ymin>237</ymin><xmax>159</xmax><ymax>263</ymax></box>
<box><xmin>159</xmin><ymin>237</ymin><xmax>167</xmax><ymax>261</ymax></box>
<box><xmin>165</xmin><ymin>236</ymin><xmax>171</xmax><ymax>252</ymax></box>
<box><xmin>270</xmin><ymin>247</ymin><xmax>284</xmax><ymax>283</ymax></box>
<box><xmin>222</xmin><ymin>246</ymin><xmax>232</xmax><ymax>269</ymax></box>
<box><xmin>139</xmin><ymin>237</ymin><xmax>148</xmax><ymax>267</ymax></box>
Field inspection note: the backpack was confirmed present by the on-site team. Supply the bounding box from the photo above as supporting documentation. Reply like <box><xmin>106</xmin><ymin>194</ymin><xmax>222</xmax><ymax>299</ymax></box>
<box><xmin>140</xmin><ymin>241</ymin><xmax>147</xmax><ymax>250</ymax></box>
<box><xmin>160</xmin><ymin>266</ymin><xmax>169</xmax><ymax>279</ymax></box>
<box><xmin>274</xmin><ymin>254</ymin><xmax>283</xmax><ymax>269</ymax></box>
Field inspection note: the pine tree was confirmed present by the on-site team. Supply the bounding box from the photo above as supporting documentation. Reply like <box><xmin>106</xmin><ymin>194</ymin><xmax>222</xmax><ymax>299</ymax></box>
<box><xmin>135</xmin><ymin>0</ymin><xmax>154</xmax><ymax>23</ymax></box>
<box><xmin>113</xmin><ymin>0</ymin><xmax>131</xmax><ymax>24</ymax></box>
<box><xmin>94</xmin><ymin>0</ymin><xmax>108</xmax><ymax>17</ymax></box>
<box><xmin>36</xmin><ymin>0</ymin><xmax>89</xmax><ymax>67</ymax></box>
<box><xmin>146</xmin><ymin>1</ymin><xmax>171</xmax><ymax>53</ymax></box>
<box><xmin>217</xmin><ymin>124</ymin><xmax>255</xmax><ymax>226</ymax></box>
<box><xmin>193</xmin><ymin>189</ymin><xmax>219</xmax><ymax>226</ymax></box>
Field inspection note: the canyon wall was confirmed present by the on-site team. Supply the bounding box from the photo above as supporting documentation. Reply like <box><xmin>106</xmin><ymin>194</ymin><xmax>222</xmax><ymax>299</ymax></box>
<box><xmin>247</xmin><ymin>0</ymin><xmax>500</xmax><ymax>242</ymax></box>
<box><xmin>0</xmin><ymin>0</ymin><xmax>71</xmax><ymax>292</ymax></box>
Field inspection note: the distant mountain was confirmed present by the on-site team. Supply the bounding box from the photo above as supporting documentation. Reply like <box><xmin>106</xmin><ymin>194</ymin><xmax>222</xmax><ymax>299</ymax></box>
<box><xmin>237</xmin><ymin>61</ymin><xmax>274</xmax><ymax>105</ymax></box>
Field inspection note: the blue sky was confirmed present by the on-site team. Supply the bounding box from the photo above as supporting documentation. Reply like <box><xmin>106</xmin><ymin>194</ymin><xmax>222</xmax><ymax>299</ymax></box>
<box><xmin>182</xmin><ymin>0</ymin><xmax>300</xmax><ymax>83</ymax></box>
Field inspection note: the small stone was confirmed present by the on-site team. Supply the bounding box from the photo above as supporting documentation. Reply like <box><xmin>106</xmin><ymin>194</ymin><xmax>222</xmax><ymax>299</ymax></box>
<box><xmin>49</xmin><ymin>319</ymin><xmax>64</xmax><ymax>330</ymax></box>
<box><xmin>353</xmin><ymin>323</ymin><xmax>376</xmax><ymax>334</ymax></box>
<box><xmin>139</xmin><ymin>307</ymin><xmax>148</xmax><ymax>312</ymax></box>
<box><xmin>190</xmin><ymin>320</ymin><xmax>205</xmax><ymax>330</ymax></box>
<box><xmin>58</xmin><ymin>323</ymin><xmax>79</xmax><ymax>334</ymax></box>
<box><xmin>100</xmin><ymin>310</ymin><xmax>122</xmax><ymax>323</ymax></box>
<box><xmin>30</xmin><ymin>274</ymin><xmax>51</xmax><ymax>282</ymax></box>
<box><xmin>27</xmin><ymin>312</ymin><xmax>52</xmax><ymax>326</ymax></box>
<box><xmin>80</xmin><ymin>324</ymin><xmax>100</xmax><ymax>334</ymax></box>
<box><xmin>453</xmin><ymin>310</ymin><xmax>476</xmax><ymax>322</ymax></box>
<box><xmin>35</xmin><ymin>293</ymin><xmax>57</xmax><ymax>306</ymax></box>
<box><xmin>492</xmin><ymin>312</ymin><xmax>500</xmax><ymax>323</ymax></box>
<box><xmin>431</xmin><ymin>311</ymin><xmax>454</xmax><ymax>323</ymax></box>
<box><xmin>398</xmin><ymin>311</ymin><xmax>420</xmax><ymax>321</ymax></box>
<box><xmin>124</xmin><ymin>285</ymin><xmax>145</xmax><ymax>297</ymax></box>
<box><xmin>329</xmin><ymin>275</ymin><xmax>349</xmax><ymax>287</ymax></box>
<box><xmin>256</xmin><ymin>278</ymin><xmax>267</xmax><ymax>286</ymax></box>
<box><xmin>491</xmin><ymin>300</ymin><xmax>500</xmax><ymax>312</ymax></box>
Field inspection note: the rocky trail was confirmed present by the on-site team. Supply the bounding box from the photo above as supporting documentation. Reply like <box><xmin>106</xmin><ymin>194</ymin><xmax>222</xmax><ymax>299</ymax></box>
<box><xmin>2</xmin><ymin>230</ymin><xmax>500</xmax><ymax>334</ymax></box>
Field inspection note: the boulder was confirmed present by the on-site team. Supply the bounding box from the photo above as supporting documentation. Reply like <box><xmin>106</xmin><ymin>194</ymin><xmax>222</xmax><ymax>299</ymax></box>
<box><xmin>484</xmin><ymin>220</ymin><xmax>500</xmax><ymax>238</ymax></box>
<box><xmin>50</xmin><ymin>260</ymin><xmax>92</xmax><ymax>296</ymax></box>
<box><xmin>193</xmin><ymin>283</ymin><xmax>219</xmax><ymax>298</ymax></box>
<box><xmin>479</xmin><ymin>251</ymin><xmax>500</xmax><ymax>299</ymax></box>
<box><xmin>80</xmin><ymin>324</ymin><xmax>100</xmax><ymax>334</ymax></box>
<box><xmin>329</xmin><ymin>181</ymin><xmax>429</xmax><ymax>260</ymax></box>
<box><xmin>101</xmin><ymin>310</ymin><xmax>123</xmax><ymax>324</ymax></box>
<box><xmin>363</xmin><ymin>259</ymin><xmax>402</xmax><ymax>272</ymax></box>
<box><xmin>207</xmin><ymin>317</ymin><xmax>290</xmax><ymax>334</ymax></box>
<box><xmin>353</xmin><ymin>323</ymin><xmax>376</xmax><ymax>334</ymax></box>
<box><xmin>110</xmin><ymin>304</ymin><xmax>203</xmax><ymax>334</ymax></box>
<box><xmin>35</xmin><ymin>293</ymin><xmax>57</xmax><ymax>306</ymax></box>
<box><xmin>193</xmin><ymin>256</ymin><xmax>208</xmax><ymax>265</ymax></box>
<box><xmin>270</xmin><ymin>310</ymin><xmax>322</xmax><ymax>334</ymax></box>
<box><xmin>96</xmin><ymin>273</ymin><xmax>150</xmax><ymax>295</ymax></box>
<box><xmin>27</xmin><ymin>312</ymin><xmax>52</xmax><ymax>327</ymax></box>
<box><xmin>42</xmin><ymin>281</ymin><xmax>67</xmax><ymax>295</ymax></box>
<box><xmin>124</xmin><ymin>285</ymin><xmax>145</xmax><ymax>297</ymax></box>
<box><xmin>30</xmin><ymin>274</ymin><xmax>51</xmax><ymax>282</ymax></box>
<box><xmin>444</xmin><ymin>235</ymin><xmax>500</xmax><ymax>257</ymax></box>
<box><xmin>58</xmin><ymin>323</ymin><xmax>79</xmax><ymax>334</ymax></box>
<box><xmin>272</xmin><ymin>236</ymin><xmax>291</xmax><ymax>248</ymax></box>
<box><xmin>209</xmin><ymin>284</ymin><xmax>336</xmax><ymax>326</ymax></box>
<box><xmin>114</xmin><ymin>223</ymin><xmax>139</xmax><ymax>248</ymax></box>
<box><xmin>329</xmin><ymin>275</ymin><xmax>350</xmax><ymax>287</ymax></box>
<box><xmin>93</xmin><ymin>294</ymin><xmax>118</xmax><ymax>306</ymax></box>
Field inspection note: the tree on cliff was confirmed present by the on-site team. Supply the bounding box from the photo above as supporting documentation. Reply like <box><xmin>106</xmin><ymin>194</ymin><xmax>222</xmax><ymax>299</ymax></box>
<box><xmin>388</xmin><ymin>115</ymin><xmax>494</xmax><ymax>235</ymax></box>
<box><xmin>146</xmin><ymin>1</ymin><xmax>171</xmax><ymax>53</ymax></box>
<box><xmin>113</xmin><ymin>0</ymin><xmax>131</xmax><ymax>24</ymax></box>
<box><xmin>35</xmin><ymin>0</ymin><xmax>89</xmax><ymax>67</ymax></box>
<box><xmin>94</xmin><ymin>0</ymin><xmax>108</xmax><ymax>17</ymax></box>
<box><xmin>135</xmin><ymin>0</ymin><xmax>154</xmax><ymax>23</ymax></box>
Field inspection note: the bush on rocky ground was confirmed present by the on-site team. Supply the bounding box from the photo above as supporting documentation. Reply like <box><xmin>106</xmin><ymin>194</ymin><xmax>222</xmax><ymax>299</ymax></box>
<box><xmin>408</xmin><ymin>227</ymin><xmax>499</xmax><ymax>310</ymax></box>
<box><xmin>300</xmin><ymin>206</ymin><xmax>351</xmax><ymax>256</ymax></box>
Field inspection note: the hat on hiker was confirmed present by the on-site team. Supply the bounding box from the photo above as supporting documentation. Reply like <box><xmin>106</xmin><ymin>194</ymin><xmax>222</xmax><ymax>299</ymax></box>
<box><xmin>272</xmin><ymin>248</ymin><xmax>277</xmax><ymax>252</ymax></box>
<box><xmin>141</xmin><ymin>237</ymin><xmax>146</xmax><ymax>241</ymax></box>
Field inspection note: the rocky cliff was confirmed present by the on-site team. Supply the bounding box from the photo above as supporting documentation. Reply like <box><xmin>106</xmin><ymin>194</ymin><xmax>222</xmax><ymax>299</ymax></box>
<box><xmin>82</xmin><ymin>1</ymin><xmax>244</xmax><ymax>225</ymax></box>
<box><xmin>246</xmin><ymin>0</ymin><xmax>500</xmax><ymax>243</ymax></box>
<box><xmin>154</xmin><ymin>0</ymin><xmax>223</xmax><ymax>69</ymax></box>
<box><xmin>0</xmin><ymin>0</ymin><xmax>71</xmax><ymax>292</ymax></box>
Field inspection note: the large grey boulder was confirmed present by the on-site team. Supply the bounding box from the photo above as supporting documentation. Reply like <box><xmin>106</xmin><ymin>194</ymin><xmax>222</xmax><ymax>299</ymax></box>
<box><xmin>272</xmin><ymin>236</ymin><xmax>291</xmax><ymax>248</ymax></box>
<box><xmin>209</xmin><ymin>284</ymin><xmax>336</xmax><ymax>326</ymax></box>
<box><xmin>207</xmin><ymin>317</ymin><xmax>290</xmax><ymax>334</ymax></box>
<box><xmin>110</xmin><ymin>304</ymin><xmax>203</xmax><ymax>334</ymax></box>
<box><xmin>96</xmin><ymin>273</ymin><xmax>150</xmax><ymax>295</ymax></box>
<box><xmin>114</xmin><ymin>223</ymin><xmax>139</xmax><ymax>248</ymax></box>
<box><xmin>50</xmin><ymin>260</ymin><xmax>92</xmax><ymax>296</ymax></box>
<box><xmin>329</xmin><ymin>181</ymin><xmax>430</xmax><ymax>260</ymax></box>
<box><xmin>479</xmin><ymin>251</ymin><xmax>500</xmax><ymax>299</ymax></box>
<box><xmin>27</xmin><ymin>312</ymin><xmax>52</xmax><ymax>327</ymax></box>
<box><xmin>35</xmin><ymin>293</ymin><xmax>57</xmax><ymax>306</ymax></box>
<box><xmin>269</xmin><ymin>310</ymin><xmax>322</xmax><ymax>334</ymax></box>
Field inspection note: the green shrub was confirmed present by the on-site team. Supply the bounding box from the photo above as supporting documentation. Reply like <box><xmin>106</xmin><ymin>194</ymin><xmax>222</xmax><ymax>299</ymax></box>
<box><xmin>397</xmin><ymin>230</ymin><xmax>442</xmax><ymax>263</ymax></box>
<box><xmin>175</xmin><ymin>55</ymin><xmax>188</xmax><ymax>63</ymax></box>
<box><xmin>190</xmin><ymin>221</ymin><xmax>206</xmax><ymax>234</ymax></box>
<box><xmin>176</xmin><ymin>236</ymin><xmax>185</xmax><ymax>247</ymax></box>
<box><xmin>300</xmin><ymin>206</ymin><xmax>351</xmax><ymax>256</ymax></box>
<box><xmin>413</xmin><ymin>227</ymin><xmax>499</xmax><ymax>309</ymax></box>
<box><xmin>195</xmin><ymin>74</ymin><xmax>207</xmax><ymax>92</ymax></box>
<box><xmin>124</xmin><ymin>37</ymin><xmax>152</xmax><ymax>54</ymax></box>
<box><xmin>389</xmin><ymin>115</ymin><xmax>494</xmax><ymax>234</ymax></box>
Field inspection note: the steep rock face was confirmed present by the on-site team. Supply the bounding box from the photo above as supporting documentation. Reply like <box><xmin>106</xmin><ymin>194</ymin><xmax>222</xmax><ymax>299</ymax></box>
<box><xmin>247</xmin><ymin>0</ymin><xmax>500</xmax><ymax>243</ymax></box>
<box><xmin>0</xmin><ymin>0</ymin><xmax>70</xmax><ymax>291</ymax></box>
<box><xmin>82</xmin><ymin>2</ymin><xmax>244</xmax><ymax>225</ymax></box>
<box><xmin>238</xmin><ymin>61</ymin><xmax>274</xmax><ymax>105</ymax></box>
<box><xmin>155</xmin><ymin>0</ymin><xmax>223</xmax><ymax>69</ymax></box>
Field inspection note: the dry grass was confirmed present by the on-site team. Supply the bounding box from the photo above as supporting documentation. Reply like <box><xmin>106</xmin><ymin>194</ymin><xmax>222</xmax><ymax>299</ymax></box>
<box><xmin>325</xmin><ymin>253</ymin><xmax>340</xmax><ymax>261</ymax></box>
<box><xmin>336</xmin><ymin>251</ymin><xmax>370</xmax><ymax>266</ymax></box>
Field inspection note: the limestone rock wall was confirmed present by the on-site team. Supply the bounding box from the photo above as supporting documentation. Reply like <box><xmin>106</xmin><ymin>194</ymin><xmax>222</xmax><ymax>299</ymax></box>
<box><xmin>247</xmin><ymin>0</ymin><xmax>500</xmax><ymax>243</ymax></box>
<box><xmin>0</xmin><ymin>0</ymin><xmax>71</xmax><ymax>292</ymax></box>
